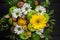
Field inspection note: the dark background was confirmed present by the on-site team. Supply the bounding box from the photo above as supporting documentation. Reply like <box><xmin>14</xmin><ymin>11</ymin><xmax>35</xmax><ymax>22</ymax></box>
<box><xmin>0</xmin><ymin>0</ymin><xmax>60</xmax><ymax>40</ymax></box>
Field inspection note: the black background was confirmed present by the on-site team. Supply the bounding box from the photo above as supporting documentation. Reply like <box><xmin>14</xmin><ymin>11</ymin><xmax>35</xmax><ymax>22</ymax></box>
<box><xmin>0</xmin><ymin>0</ymin><xmax>60</xmax><ymax>40</ymax></box>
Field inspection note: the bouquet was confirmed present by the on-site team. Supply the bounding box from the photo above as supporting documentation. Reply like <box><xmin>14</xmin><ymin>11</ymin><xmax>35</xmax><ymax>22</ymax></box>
<box><xmin>0</xmin><ymin>0</ymin><xmax>55</xmax><ymax>40</ymax></box>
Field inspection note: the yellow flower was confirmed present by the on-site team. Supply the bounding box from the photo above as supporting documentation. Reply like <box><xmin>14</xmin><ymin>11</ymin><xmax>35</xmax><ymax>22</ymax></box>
<box><xmin>18</xmin><ymin>18</ymin><xmax>27</xmax><ymax>25</ymax></box>
<box><xmin>30</xmin><ymin>14</ymin><xmax>46</xmax><ymax>30</ymax></box>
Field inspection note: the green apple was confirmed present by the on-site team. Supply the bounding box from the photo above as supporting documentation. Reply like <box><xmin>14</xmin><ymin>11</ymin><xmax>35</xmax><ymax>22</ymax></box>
<box><xmin>19</xmin><ymin>32</ymin><xmax>28</xmax><ymax>40</ymax></box>
<box><xmin>9</xmin><ymin>6</ymin><xmax>17</xmax><ymax>16</ymax></box>
<box><xmin>26</xmin><ymin>10</ymin><xmax>36</xmax><ymax>20</ymax></box>
<box><xmin>28</xmin><ymin>23</ymin><xmax>36</xmax><ymax>32</ymax></box>
<box><xmin>44</xmin><ymin>13</ymin><xmax>50</xmax><ymax>23</ymax></box>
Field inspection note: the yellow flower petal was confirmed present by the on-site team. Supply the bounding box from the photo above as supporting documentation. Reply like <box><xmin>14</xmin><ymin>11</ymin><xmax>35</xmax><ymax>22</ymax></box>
<box><xmin>30</xmin><ymin>14</ymin><xmax>46</xmax><ymax>30</ymax></box>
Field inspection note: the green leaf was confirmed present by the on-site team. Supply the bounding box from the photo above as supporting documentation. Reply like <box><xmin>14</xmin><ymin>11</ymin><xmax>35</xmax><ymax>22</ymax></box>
<box><xmin>50</xmin><ymin>19</ymin><xmax>55</xmax><ymax>22</ymax></box>
<box><xmin>41</xmin><ymin>0</ymin><xmax>50</xmax><ymax>7</ymax></box>
<box><xmin>44</xmin><ymin>13</ymin><xmax>50</xmax><ymax>23</ymax></box>
<box><xmin>6</xmin><ymin>34</ymin><xmax>20</xmax><ymax>40</ymax></box>
<box><xmin>30</xmin><ymin>33</ymin><xmax>40</xmax><ymax>40</ymax></box>
<box><xmin>6</xmin><ymin>0</ymin><xmax>19</xmax><ymax>6</ymax></box>
<box><xmin>45</xmin><ymin>37</ymin><xmax>49</xmax><ymax>40</ymax></box>
<box><xmin>49</xmin><ymin>10</ymin><xmax>54</xmax><ymax>15</ymax></box>
<box><xmin>28</xmin><ymin>0</ymin><xmax>35</xmax><ymax>9</ymax></box>
<box><xmin>9</xmin><ymin>18</ymin><xmax>13</xmax><ymax>25</ymax></box>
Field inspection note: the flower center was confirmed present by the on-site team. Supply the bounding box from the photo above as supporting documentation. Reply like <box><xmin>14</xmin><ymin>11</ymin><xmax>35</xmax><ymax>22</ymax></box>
<box><xmin>37</xmin><ymin>21</ymin><xmax>40</xmax><ymax>23</ymax></box>
<box><xmin>36</xmin><ymin>20</ymin><xmax>40</xmax><ymax>23</ymax></box>
<box><xmin>39</xmin><ymin>10</ymin><xmax>42</xmax><ymax>13</ymax></box>
<box><xmin>16</xmin><ymin>12</ymin><xmax>19</xmax><ymax>15</ymax></box>
<box><xmin>25</xmin><ymin>7</ymin><xmax>28</xmax><ymax>11</ymax></box>
<box><xmin>17</xmin><ymin>27</ymin><xmax>21</xmax><ymax>31</ymax></box>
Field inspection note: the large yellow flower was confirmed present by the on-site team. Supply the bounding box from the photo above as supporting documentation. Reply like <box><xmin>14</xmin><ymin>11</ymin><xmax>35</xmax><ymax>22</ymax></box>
<box><xmin>30</xmin><ymin>14</ymin><xmax>46</xmax><ymax>30</ymax></box>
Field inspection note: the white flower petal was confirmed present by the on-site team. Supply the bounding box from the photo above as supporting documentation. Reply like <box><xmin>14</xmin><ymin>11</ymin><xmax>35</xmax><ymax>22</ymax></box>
<box><xmin>21</xmin><ymin>3</ymin><xmax>32</xmax><ymax>15</ymax></box>
<box><xmin>36</xmin><ymin>29</ymin><xmax>44</xmax><ymax>35</ymax></box>
<box><xmin>35</xmin><ymin>6</ymin><xmax>46</xmax><ymax>15</ymax></box>
<box><xmin>12</xmin><ymin>8</ymin><xmax>22</xmax><ymax>18</ymax></box>
<box><xmin>14</xmin><ymin>25</ymin><xmax>24</xmax><ymax>35</ymax></box>
<box><xmin>12</xmin><ymin>13</ymin><xmax>18</xmax><ymax>18</ymax></box>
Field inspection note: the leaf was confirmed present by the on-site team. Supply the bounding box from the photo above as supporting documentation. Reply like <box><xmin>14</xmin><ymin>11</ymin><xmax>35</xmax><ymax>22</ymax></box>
<box><xmin>9</xmin><ymin>18</ymin><xmax>13</xmax><ymax>25</ymax></box>
<box><xmin>50</xmin><ymin>19</ymin><xmax>55</xmax><ymax>22</ymax></box>
<box><xmin>44</xmin><ymin>13</ymin><xmax>50</xmax><ymax>23</ymax></box>
<box><xmin>49</xmin><ymin>10</ymin><xmax>54</xmax><ymax>15</ymax></box>
<box><xmin>6</xmin><ymin>34</ymin><xmax>20</xmax><ymax>40</ymax></box>
<box><xmin>6</xmin><ymin>0</ymin><xmax>19</xmax><ymax>6</ymax></box>
<box><xmin>28</xmin><ymin>0</ymin><xmax>35</xmax><ymax>9</ymax></box>
<box><xmin>30</xmin><ymin>33</ymin><xmax>40</xmax><ymax>40</ymax></box>
<box><xmin>45</xmin><ymin>37</ymin><xmax>49</xmax><ymax>40</ymax></box>
<box><xmin>41</xmin><ymin>0</ymin><xmax>50</xmax><ymax>7</ymax></box>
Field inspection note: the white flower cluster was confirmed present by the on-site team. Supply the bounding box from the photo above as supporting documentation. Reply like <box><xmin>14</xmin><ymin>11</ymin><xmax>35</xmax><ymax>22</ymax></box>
<box><xmin>12</xmin><ymin>3</ymin><xmax>46</xmax><ymax>18</ymax></box>
<box><xmin>12</xmin><ymin>3</ymin><xmax>32</xmax><ymax>18</ymax></box>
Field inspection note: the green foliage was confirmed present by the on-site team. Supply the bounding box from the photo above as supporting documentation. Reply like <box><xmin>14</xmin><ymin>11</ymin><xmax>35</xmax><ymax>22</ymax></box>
<box><xmin>6</xmin><ymin>0</ymin><xmax>19</xmax><ymax>6</ymax></box>
<box><xmin>44</xmin><ymin>18</ymin><xmax>55</xmax><ymax>40</ymax></box>
<box><xmin>44</xmin><ymin>9</ymin><xmax>55</xmax><ymax>40</ymax></box>
<box><xmin>8</xmin><ymin>18</ymin><xmax>13</xmax><ymax>25</ymax></box>
<box><xmin>45</xmin><ymin>37</ymin><xmax>49</xmax><ymax>40</ymax></box>
<box><xmin>49</xmin><ymin>10</ymin><xmax>54</xmax><ymax>15</ymax></box>
<box><xmin>41</xmin><ymin>0</ymin><xmax>50</xmax><ymax>7</ymax></box>
<box><xmin>44</xmin><ymin>13</ymin><xmax>50</xmax><ymax>23</ymax></box>
<box><xmin>6</xmin><ymin>34</ymin><xmax>20</xmax><ymax>40</ymax></box>
<box><xmin>0</xmin><ymin>17</ymin><xmax>9</xmax><ymax>31</ymax></box>
<box><xmin>28</xmin><ymin>0</ymin><xmax>35</xmax><ymax>9</ymax></box>
<box><xmin>30</xmin><ymin>33</ymin><xmax>40</xmax><ymax>40</ymax></box>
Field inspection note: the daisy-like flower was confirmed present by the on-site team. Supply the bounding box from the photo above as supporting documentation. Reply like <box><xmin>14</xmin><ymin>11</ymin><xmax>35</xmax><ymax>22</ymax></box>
<box><xmin>21</xmin><ymin>3</ymin><xmax>32</xmax><ymax>15</ymax></box>
<box><xmin>35</xmin><ymin>6</ymin><xmax>46</xmax><ymax>15</ymax></box>
<box><xmin>12</xmin><ymin>8</ymin><xmax>22</xmax><ymax>18</ymax></box>
<box><xmin>36</xmin><ymin>29</ymin><xmax>44</xmax><ymax>35</ymax></box>
<box><xmin>14</xmin><ymin>25</ymin><xmax>24</xmax><ymax>35</ymax></box>
<box><xmin>30</xmin><ymin>14</ymin><xmax>46</xmax><ymax>30</ymax></box>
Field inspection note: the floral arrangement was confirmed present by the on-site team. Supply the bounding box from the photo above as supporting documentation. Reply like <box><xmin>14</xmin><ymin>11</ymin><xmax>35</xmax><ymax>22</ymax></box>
<box><xmin>0</xmin><ymin>0</ymin><xmax>55</xmax><ymax>40</ymax></box>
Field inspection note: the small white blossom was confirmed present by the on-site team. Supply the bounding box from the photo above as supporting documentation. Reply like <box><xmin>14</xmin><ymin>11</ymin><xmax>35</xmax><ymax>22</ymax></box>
<box><xmin>35</xmin><ymin>6</ymin><xmax>46</xmax><ymax>15</ymax></box>
<box><xmin>12</xmin><ymin>8</ymin><xmax>22</xmax><ymax>18</ymax></box>
<box><xmin>21</xmin><ymin>3</ymin><xmax>32</xmax><ymax>15</ymax></box>
<box><xmin>14</xmin><ymin>25</ymin><xmax>24</xmax><ymax>35</ymax></box>
<box><xmin>36</xmin><ymin>29</ymin><xmax>44</xmax><ymax>35</ymax></box>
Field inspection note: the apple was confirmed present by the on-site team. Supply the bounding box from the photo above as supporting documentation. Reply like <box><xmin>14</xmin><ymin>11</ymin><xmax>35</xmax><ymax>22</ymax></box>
<box><xmin>9</xmin><ymin>6</ymin><xmax>17</xmax><ymax>16</ymax></box>
<box><xmin>26</xmin><ymin>10</ymin><xmax>36</xmax><ymax>20</ymax></box>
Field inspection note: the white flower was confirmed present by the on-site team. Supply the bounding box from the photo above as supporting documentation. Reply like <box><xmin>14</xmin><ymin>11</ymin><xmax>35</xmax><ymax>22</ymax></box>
<box><xmin>12</xmin><ymin>8</ymin><xmax>22</xmax><ymax>18</ymax></box>
<box><xmin>14</xmin><ymin>25</ymin><xmax>24</xmax><ymax>35</ymax></box>
<box><xmin>21</xmin><ymin>3</ymin><xmax>32</xmax><ymax>15</ymax></box>
<box><xmin>36</xmin><ymin>29</ymin><xmax>44</xmax><ymax>35</ymax></box>
<box><xmin>35</xmin><ymin>6</ymin><xmax>46</xmax><ymax>15</ymax></box>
